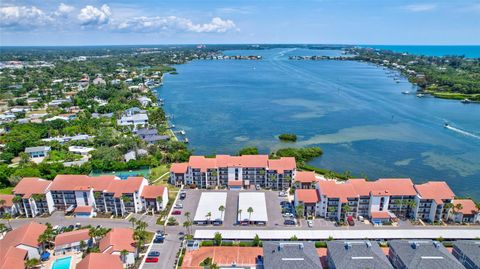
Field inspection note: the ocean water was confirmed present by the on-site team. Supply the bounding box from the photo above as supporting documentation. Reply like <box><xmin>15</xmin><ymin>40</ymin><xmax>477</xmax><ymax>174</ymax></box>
<box><xmin>159</xmin><ymin>48</ymin><xmax>480</xmax><ymax>199</ymax></box>
<box><xmin>366</xmin><ymin>45</ymin><xmax>480</xmax><ymax>58</ymax></box>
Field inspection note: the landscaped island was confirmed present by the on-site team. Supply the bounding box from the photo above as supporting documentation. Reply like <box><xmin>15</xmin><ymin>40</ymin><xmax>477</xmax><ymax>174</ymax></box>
<box><xmin>278</xmin><ymin>133</ymin><xmax>297</xmax><ymax>142</ymax></box>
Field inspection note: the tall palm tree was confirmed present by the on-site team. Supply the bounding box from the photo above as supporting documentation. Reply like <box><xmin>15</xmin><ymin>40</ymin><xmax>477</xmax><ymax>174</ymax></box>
<box><xmin>184</xmin><ymin>211</ymin><xmax>191</xmax><ymax>222</ymax></box>
<box><xmin>247</xmin><ymin>207</ymin><xmax>254</xmax><ymax>223</ymax></box>
<box><xmin>129</xmin><ymin>217</ymin><xmax>137</xmax><ymax>229</ymax></box>
<box><xmin>183</xmin><ymin>220</ymin><xmax>192</xmax><ymax>236</ymax></box>
<box><xmin>206</xmin><ymin>212</ymin><xmax>212</xmax><ymax>223</ymax></box>
<box><xmin>120</xmin><ymin>249</ymin><xmax>129</xmax><ymax>264</ymax></box>
<box><xmin>444</xmin><ymin>203</ymin><xmax>454</xmax><ymax>221</ymax></box>
<box><xmin>237</xmin><ymin>209</ymin><xmax>242</xmax><ymax>222</ymax></box>
<box><xmin>156</xmin><ymin>196</ymin><xmax>163</xmax><ymax>211</ymax></box>
<box><xmin>341</xmin><ymin>204</ymin><xmax>350</xmax><ymax>222</ymax></box>
<box><xmin>218</xmin><ymin>205</ymin><xmax>225</xmax><ymax>220</ymax></box>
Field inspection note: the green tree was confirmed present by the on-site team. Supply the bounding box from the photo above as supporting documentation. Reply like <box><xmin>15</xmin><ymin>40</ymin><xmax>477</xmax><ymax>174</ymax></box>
<box><xmin>296</xmin><ymin>204</ymin><xmax>305</xmax><ymax>219</ymax></box>
<box><xmin>252</xmin><ymin>234</ymin><xmax>261</xmax><ymax>247</ymax></box>
<box><xmin>213</xmin><ymin>232</ymin><xmax>222</xmax><ymax>246</ymax></box>
<box><xmin>238</xmin><ymin>147</ymin><xmax>259</xmax><ymax>155</ymax></box>
<box><xmin>120</xmin><ymin>249</ymin><xmax>129</xmax><ymax>264</ymax></box>
<box><xmin>247</xmin><ymin>207</ymin><xmax>254</xmax><ymax>222</ymax></box>
<box><xmin>218</xmin><ymin>205</ymin><xmax>225</xmax><ymax>220</ymax></box>
<box><xmin>25</xmin><ymin>258</ymin><xmax>40</xmax><ymax>269</ymax></box>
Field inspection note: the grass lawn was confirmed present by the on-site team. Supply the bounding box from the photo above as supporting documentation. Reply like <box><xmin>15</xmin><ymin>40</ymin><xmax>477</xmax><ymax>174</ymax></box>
<box><xmin>149</xmin><ymin>164</ymin><xmax>170</xmax><ymax>182</ymax></box>
<box><xmin>0</xmin><ymin>187</ymin><xmax>13</xmax><ymax>194</ymax></box>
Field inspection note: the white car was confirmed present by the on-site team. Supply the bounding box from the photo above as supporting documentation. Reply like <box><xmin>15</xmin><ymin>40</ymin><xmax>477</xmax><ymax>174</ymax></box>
<box><xmin>282</xmin><ymin>213</ymin><xmax>294</xmax><ymax>218</ymax></box>
<box><xmin>278</xmin><ymin>191</ymin><xmax>287</xmax><ymax>197</ymax></box>
<box><xmin>174</xmin><ymin>203</ymin><xmax>183</xmax><ymax>209</ymax></box>
<box><xmin>307</xmin><ymin>220</ymin><xmax>314</xmax><ymax>228</ymax></box>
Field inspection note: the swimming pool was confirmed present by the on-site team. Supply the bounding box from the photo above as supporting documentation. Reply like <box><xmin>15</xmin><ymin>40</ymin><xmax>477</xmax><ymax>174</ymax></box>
<box><xmin>51</xmin><ymin>256</ymin><xmax>72</xmax><ymax>269</ymax></box>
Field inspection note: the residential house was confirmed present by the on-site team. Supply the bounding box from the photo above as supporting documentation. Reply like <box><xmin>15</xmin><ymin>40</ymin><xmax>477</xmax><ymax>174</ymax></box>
<box><xmin>68</xmin><ymin>146</ymin><xmax>95</xmax><ymax>156</ymax></box>
<box><xmin>12</xmin><ymin>178</ymin><xmax>54</xmax><ymax>217</ymax></box>
<box><xmin>452</xmin><ymin>240</ymin><xmax>480</xmax><ymax>269</ymax></box>
<box><xmin>24</xmin><ymin>146</ymin><xmax>51</xmax><ymax>158</ymax></box>
<box><xmin>124</xmin><ymin>149</ymin><xmax>148</xmax><ymax>162</ymax></box>
<box><xmin>388</xmin><ymin>240</ymin><xmax>465</xmax><ymax>269</ymax></box>
<box><xmin>451</xmin><ymin>199</ymin><xmax>480</xmax><ymax>223</ymax></box>
<box><xmin>140</xmin><ymin>185</ymin><xmax>169</xmax><ymax>212</ymax></box>
<box><xmin>99</xmin><ymin>228</ymin><xmax>136</xmax><ymax>267</ymax></box>
<box><xmin>54</xmin><ymin>229</ymin><xmax>91</xmax><ymax>255</ymax></box>
<box><xmin>169</xmin><ymin>155</ymin><xmax>296</xmax><ymax>190</ymax></box>
<box><xmin>294</xmin><ymin>189</ymin><xmax>320</xmax><ymax>217</ymax></box>
<box><xmin>92</xmin><ymin>77</ymin><xmax>106</xmax><ymax>86</ymax></box>
<box><xmin>0</xmin><ymin>222</ymin><xmax>47</xmax><ymax>269</ymax></box>
<box><xmin>134</xmin><ymin>128</ymin><xmax>169</xmax><ymax>144</ymax></box>
<box><xmin>414</xmin><ymin>182</ymin><xmax>455</xmax><ymax>223</ymax></box>
<box><xmin>326</xmin><ymin>240</ymin><xmax>393</xmax><ymax>269</ymax></box>
<box><xmin>316</xmin><ymin>180</ymin><xmax>358</xmax><ymax>221</ymax></box>
<box><xmin>0</xmin><ymin>194</ymin><xmax>16</xmax><ymax>216</ymax></box>
<box><xmin>137</xmin><ymin>96</ymin><xmax>152</xmax><ymax>107</ymax></box>
<box><xmin>117</xmin><ymin>113</ymin><xmax>149</xmax><ymax>129</ymax></box>
<box><xmin>262</xmin><ymin>241</ymin><xmax>323</xmax><ymax>269</ymax></box>
<box><xmin>77</xmin><ymin>253</ymin><xmax>123</xmax><ymax>269</ymax></box>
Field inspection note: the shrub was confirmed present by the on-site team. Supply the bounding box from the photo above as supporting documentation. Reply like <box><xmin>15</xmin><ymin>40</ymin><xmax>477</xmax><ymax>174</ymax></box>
<box><xmin>201</xmin><ymin>241</ymin><xmax>214</xmax><ymax>247</ymax></box>
<box><xmin>315</xmin><ymin>241</ymin><xmax>327</xmax><ymax>248</ymax></box>
<box><xmin>279</xmin><ymin>134</ymin><xmax>297</xmax><ymax>142</ymax></box>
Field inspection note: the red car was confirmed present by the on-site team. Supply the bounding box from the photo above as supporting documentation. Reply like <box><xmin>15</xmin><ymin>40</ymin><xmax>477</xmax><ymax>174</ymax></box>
<box><xmin>172</xmin><ymin>210</ymin><xmax>182</xmax><ymax>215</ymax></box>
<box><xmin>146</xmin><ymin>257</ymin><xmax>159</xmax><ymax>263</ymax></box>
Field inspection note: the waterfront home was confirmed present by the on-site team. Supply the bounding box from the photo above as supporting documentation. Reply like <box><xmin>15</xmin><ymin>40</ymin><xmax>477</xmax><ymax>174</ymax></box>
<box><xmin>413</xmin><ymin>181</ymin><xmax>455</xmax><ymax>223</ymax></box>
<box><xmin>262</xmin><ymin>241</ymin><xmax>323</xmax><ymax>269</ymax></box>
<box><xmin>0</xmin><ymin>194</ymin><xmax>16</xmax><ymax>217</ymax></box>
<box><xmin>388</xmin><ymin>240</ymin><xmax>465</xmax><ymax>269</ymax></box>
<box><xmin>68</xmin><ymin>146</ymin><xmax>95</xmax><ymax>156</ymax></box>
<box><xmin>452</xmin><ymin>240</ymin><xmax>480</xmax><ymax>269</ymax></box>
<box><xmin>77</xmin><ymin>253</ymin><xmax>123</xmax><ymax>269</ymax></box>
<box><xmin>450</xmin><ymin>199</ymin><xmax>480</xmax><ymax>223</ymax></box>
<box><xmin>134</xmin><ymin>128</ymin><xmax>170</xmax><ymax>144</ymax></box>
<box><xmin>137</xmin><ymin>96</ymin><xmax>152</xmax><ymax>107</ymax></box>
<box><xmin>24</xmin><ymin>146</ymin><xmax>51</xmax><ymax>158</ymax></box>
<box><xmin>117</xmin><ymin>113</ymin><xmax>148</xmax><ymax>129</ymax></box>
<box><xmin>42</xmin><ymin>134</ymin><xmax>94</xmax><ymax>144</ymax></box>
<box><xmin>140</xmin><ymin>185</ymin><xmax>169</xmax><ymax>212</ymax></box>
<box><xmin>124</xmin><ymin>149</ymin><xmax>148</xmax><ymax>162</ymax></box>
<box><xmin>99</xmin><ymin>228</ymin><xmax>136</xmax><ymax>267</ymax></box>
<box><xmin>0</xmin><ymin>222</ymin><xmax>47</xmax><ymax>269</ymax></box>
<box><xmin>54</xmin><ymin>229</ymin><xmax>91</xmax><ymax>255</ymax></box>
<box><xmin>327</xmin><ymin>240</ymin><xmax>393</xmax><ymax>269</ymax></box>
<box><xmin>169</xmin><ymin>155</ymin><xmax>296</xmax><ymax>190</ymax></box>
<box><xmin>12</xmin><ymin>177</ymin><xmax>54</xmax><ymax>217</ymax></box>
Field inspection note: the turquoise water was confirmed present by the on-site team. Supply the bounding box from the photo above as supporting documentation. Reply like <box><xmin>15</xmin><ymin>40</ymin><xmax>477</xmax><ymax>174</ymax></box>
<box><xmin>159</xmin><ymin>48</ymin><xmax>480</xmax><ymax>199</ymax></box>
<box><xmin>52</xmin><ymin>256</ymin><xmax>71</xmax><ymax>269</ymax></box>
<box><xmin>366</xmin><ymin>45</ymin><xmax>480</xmax><ymax>58</ymax></box>
<box><xmin>89</xmin><ymin>168</ymin><xmax>151</xmax><ymax>179</ymax></box>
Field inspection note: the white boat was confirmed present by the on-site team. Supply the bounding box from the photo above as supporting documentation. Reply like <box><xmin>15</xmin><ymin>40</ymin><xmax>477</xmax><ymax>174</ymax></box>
<box><xmin>401</xmin><ymin>91</ymin><xmax>410</xmax><ymax>94</ymax></box>
<box><xmin>416</xmin><ymin>94</ymin><xmax>425</xmax><ymax>98</ymax></box>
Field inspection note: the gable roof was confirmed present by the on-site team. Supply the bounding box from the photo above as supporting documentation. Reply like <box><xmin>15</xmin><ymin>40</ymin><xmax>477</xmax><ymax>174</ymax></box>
<box><xmin>388</xmin><ymin>240</ymin><xmax>465</xmax><ymax>269</ymax></box>
<box><xmin>54</xmin><ymin>229</ymin><xmax>90</xmax><ymax>247</ymax></box>
<box><xmin>414</xmin><ymin>182</ymin><xmax>455</xmax><ymax>204</ymax></box>
<box><xmin>0</xmin><ymin>194</ymin><xmax>14</xmax><ymax>208</ymax></box>
<box><xmin>12</xmin><ymin>178</ymin><xmax>51</xmax><ymax>198</ymax></box>
<box><xmin>296</xmin><ymin>189</ymin><xmax>320</xmax><ymax>204</ymax></box>
<box><xmin>141</xmin><ymin>185</ymin><xmax>166</xmax><ymax>199</ymax></box>
<box><xmin>76</xmin><ymin>253</ymin><xmax>123</xmax><ymax>269</ymax></box>
<box><xmin>327</xmin><ymin>240</ymin><xmax>393</xmax><ymax>269</ymax></box>
<box><xmin>170</xmin><ymin>162</ymin><xmax>189</xmax><ymax>174</ymax></box>
<box><xmin>49</xmin><ymin>175</ymin><xmax>144</xmax><ymax>197</ymax></box>
<box><xmin>453</xmin><ymin>199</ymin><xmax>479</xmax><ymax>215</ymax></box>
<box><xmin>263</xmin><ymin>241</ymin><xmax>323</xmax><ymax>269</ymax></box>
<box><xmin>99</xmin><ymin>228</ymin><xmax>135</xmax><ymax>254</ymax></box>
<box><xmin>348</xmin><ymin>178</ymin><xmax>417</xmax><ymax>197</ymax></box>
<box><xmin>295</xmin><ymin>171</ymin><xmax>317</xmax><ymax>183</ymax></box>
<box><xmin>268</xmin><ymin>157</ymin><xmax>296</xmax><ymax>174</ymax></box>
<box><xmin>105</xmin><ymin>177</ymin><xmax>145</xmax><ymax>198</ymax></box>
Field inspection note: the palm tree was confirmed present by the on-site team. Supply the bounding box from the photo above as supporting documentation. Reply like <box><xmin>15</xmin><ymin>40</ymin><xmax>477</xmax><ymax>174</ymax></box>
<box><xmin>296</xmin><ymin>204</ymin><xmax>304</xmax><ymax>219</ymax></box>
<box><xmin>3</xmin><ymin>213</ymin><xmax>13</xmax><ymax>230</ymax></box>
<box><xmin>184</xmin><ymin>211</ymin><xmax>191</xmax><ymax>222</ymax></box>
<box><xmin>120</xmin><ymin>249</ymin><xmax>129</xmax><ymax>264</ymax></box>
<box><xmin>341</xmin><ymin>204</ymin><xmax>350</xmax><ymax>222</ymax></box>
<box><xmin>454</xmin><ymin>203</ymin><xmax>464</xmax><ymax>222</ymax></box>
<box><xmin>0</xmin><ymin>223</ymin><xmax>7</xmax><ymax>233</ymax></box>
<box><xmin>79</xmin><ymin>240</ymin><xmax>87</xmax><ymax>250</ymax></box>
<box><xmin>183</xmin><ymin>220</ymin><xmax>192</xmax><ymax>235</ymax></box>
<box><xmin>206</xmin><ymin>211</ymin><xmax>212</xmax><ymax>223</ymax></box>
<box><xmin>444</xmin><ymin>203</ymin><xmax>454</xmax><ymax>221</ymax></box>
<box><xmin>156</xmin><ymin>196</ymin><xmax>163</xmax><ymax>211</ymax></box>
<box><xmin>237</xmin><ymin>209</ymin><xmax>242</xmax><ymax>222</ymax></box>
<box><xmin>218</xmin><ymin>205</ymin><xmax>225</xmax><ymax>220</ymax></box>
<box><xmin>129</xmin><ymin>216</ymin><xmax>137</xmax><ymax>229</ymax></box>
<box><xmin>247</xmin><ymin>207</ymin><xmax>254</xmax><ymax>223</ymax></box>
<box><xmin>25</xmin><ymin>258</ymin><xmax>40</xmax><ymax>269</ymax></box>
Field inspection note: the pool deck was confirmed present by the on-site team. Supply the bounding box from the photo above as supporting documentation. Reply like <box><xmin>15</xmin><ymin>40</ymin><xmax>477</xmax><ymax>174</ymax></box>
<box><xmin>43</xmin><ymin>251</ymin><xmax>82</xmax><ymax>269</ymax></box>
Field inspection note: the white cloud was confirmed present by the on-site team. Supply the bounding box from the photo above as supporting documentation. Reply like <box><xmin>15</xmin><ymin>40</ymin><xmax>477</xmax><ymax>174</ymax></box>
<box><xmin>56</xmin><ymin>3</ymin><xmax>75</xmax><ymax>16</ymax></box>
<box><xmin>115</xmin><ymin>16</ymin><xmax>237</xmax><ymax>33</ymax></box>
<box><xmin>78</xmin><ymin>4</ymin><xmax>111</xmax><ymax>26</ymax></box>
<box><xmin>405</xmin><ymin>4</ymin><xmax>437</xmax><ymax>12</ymax></box>
<box><xmin>0</xmin><ymin>5</ymin><xmax>52</xmax><ymax>29</ymax></box>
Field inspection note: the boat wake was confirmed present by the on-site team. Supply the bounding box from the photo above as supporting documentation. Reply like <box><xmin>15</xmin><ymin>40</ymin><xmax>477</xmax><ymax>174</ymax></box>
<box><xmin>445</xmin><ymin>124</ymin><xmax>480</xmax><ymax>140</ymax></box>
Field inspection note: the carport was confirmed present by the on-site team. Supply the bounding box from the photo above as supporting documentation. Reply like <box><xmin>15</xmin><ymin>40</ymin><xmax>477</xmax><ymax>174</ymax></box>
<box><xmin>237</xmin><ymin>192</ymin><xmax>268</xmax><ymax>225</ymax></box>
<box><xmin>193</xmin><ymin>192</ymin><xmax>227</xmax><ymax>225</ymax></box>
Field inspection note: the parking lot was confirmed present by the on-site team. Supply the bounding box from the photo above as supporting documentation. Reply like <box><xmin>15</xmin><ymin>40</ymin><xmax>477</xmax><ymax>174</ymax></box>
<box><xmin>169</xmin><ymin>189</ymin><xmax>293</xmax><ymax>229</ymax></box>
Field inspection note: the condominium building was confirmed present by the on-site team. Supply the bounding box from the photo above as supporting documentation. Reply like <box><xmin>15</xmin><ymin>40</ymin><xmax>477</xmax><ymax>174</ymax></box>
<box><xmin>169</xmin><ymin>155</ymin><xmax>296</xmax><ymax>190</ymax></box>
<box><xmin>12</xmin><ymin>177</ymin><xmax>54</xmax><ymax>217</ymax></box>
<box><xmin>294</xmin><ymin>178</ymin><xmax>464</xmax><ymax>223</ymax></box>
<box><xmin>10</xmin><ymin>175</ymin><xmax>168</xmax><ymax>217</ymax></box>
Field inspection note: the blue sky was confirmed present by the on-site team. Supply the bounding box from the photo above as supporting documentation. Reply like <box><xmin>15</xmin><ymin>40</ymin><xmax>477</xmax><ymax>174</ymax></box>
<box><xmin>1</xmin><ymin>0</ymin><xmax>479</xmax><ymax>46</ymax></box>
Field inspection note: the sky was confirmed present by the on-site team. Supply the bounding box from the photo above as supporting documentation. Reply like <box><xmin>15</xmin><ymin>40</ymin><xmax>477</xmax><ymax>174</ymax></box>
<box><xmin>0</xmin><ymin>0</ymin><xmax>479</xmax><ymax>46</ymax></box>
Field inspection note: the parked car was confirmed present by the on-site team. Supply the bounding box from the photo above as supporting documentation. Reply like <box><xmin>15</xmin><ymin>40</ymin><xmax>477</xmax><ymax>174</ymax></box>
<box><xmin>179</xmin><ymin>191</ymin><xmax>187</xmax><ymax>199</ymax></box>
<box><xmin>347</xmin><ymin>216</ymin><xmax>355</xmax><ymax>226</ymax></box>
<box><xmin>145</xmin><ymin>257</ymin><xmax>159</xmax><ymax>263</ymax></box>
<box><xmin>156</xmin><ymin>230</ymin><xmax>165</xmax><ymax>236</ymax></box>
<box><xmin>278</xmin><ymin>191</ymin><xmax>287</xmax><ymax>197</ymax></box>
<box><xmin>74</xmin><ymin>223</ymin><xmax>81</xmax><ymax>229</ymax></box>
<box><xmin>174</xmin><ymin>203</ymin><xmax>183</xmax><ymax>209</ymax></box>
<box><xmin>307</xmin><ymin>220</ymin><xmax>314</xmax><ymax>228</ymax></box>
<box><xmin>284</xmin><ymin>219</ymin><xmax>296</xmax><ymax>225</ymax></box>
<box><xmin>282</xmin><ymin>213</ymin><xmax>294</xmax><ymax>218</ymax></box>
<box><xmin>280</xmin><ymin>201</ymin><xmax>290</xmax><ymax>206</ymax></box>
<box><xmin>148</xmin><ymin>251</ymin><xmax>160</xmax><ymax>257</ymax></box>
<box><xmin>172</xmin><ymin>210</ymin><xmax>182</xmax><ymax>215</ymax></box>
<box><xmin>153</xmin><ymin>235</ymin><xmax>165</xmax><ymax>243</ymax></box>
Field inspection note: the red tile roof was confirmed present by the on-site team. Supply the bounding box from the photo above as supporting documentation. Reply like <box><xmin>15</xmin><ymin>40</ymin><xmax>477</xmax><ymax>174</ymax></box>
<box><xmin>0</xmin><ymin>222</ymin><xmax>46</xmax><ymax>269</ymax></box>
<box><xmin>189</xmin><ymin>156</ymin><xmax>217</xmax><ymax>172</ymax></box>
<box><xmin>54</xmin><ymin>229</ymin><xmax>90</xmax><ymax>247</ymax></box>
<box><xmin>12</xmin><ymin>177</ymin><xmax>51</xmax><ymax>198</ymax></box>
<box><xmin>49</xmin><ymin>175</ymin><xmax>117</xmax><ymax>191</ymax></box>
<box><xmin>216</xmin><ymin>155</ymin><xmax>269</xmax><ymax>168</ymax></box>
<box><xmin>318</xmin><ymin>181</ymin><xmax>358</xmax><ymax>203</ymax></box>
<box><xmin>171</xmin><ymin>162</ymin><xmax>189</xmax><ymax>174</ymax></box>
<box><xmin>99</xmin><ymin>228</ymin><xmax>135</xmax><ymax>254</ymax></box>
<box><xmin>453</xmin><ymin>199</ymin><xmax>479</xmax><ymax>215</ymax></box>
<box><xmin>296</xmin><ymin>189</ymin><xmax>320</xmax><ymax>204</ymax></box>
<box><xmin>105</xmin><ymin>177</ymin><xmax>146</xmax><ymax>198</ymax></box>
<box><xmin>371</xmin><ymin>211</ymin><xmax>391</xmax><ymax>219</ymax></box>
<box><xmin>0</xmin><ymin>194</ymin><xmax>14</xmax><ymax>208</ymax></box>
<box><xmin>268</xmin><ymin>157</ymin><xmax>296</xmax><ymax>174</ymax></box>
<box><xmin>415</xmin><ymin>181</ymin><xmax>455</xmax><ymax>204</ymax></box>
<box><xmin>76</xmin><ymin>253</ymin><xmax>123</xmax><ymax>269</ymax></box>
<box><xmin>74</xmin><ymin>206</ymin><xmax>93</xmax><ymax>214</ymax></box>
<box><xmin>295</xmin><ymin>171</ymin><xmax>317</xmax><ymax>183</ymax></box>
<box><xmin>349</xmin><ymin>178</ymin><xmax>417</xmax><ymax>197</ymax></box>
<box><xmin>141</xmin><ymin>185</ymin><xmax>166</xmax><ymax>199</ymax></box>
